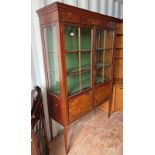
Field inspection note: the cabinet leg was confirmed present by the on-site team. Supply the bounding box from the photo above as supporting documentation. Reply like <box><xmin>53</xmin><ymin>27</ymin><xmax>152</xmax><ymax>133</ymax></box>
<box><xmin>108</xmin><ymin>99</ymin><xmax>112</xmax><ymax>118</ymax></box>
<box><xmin>49</xmin><ymin>117</ymin><xmax>53</xmax><ymax>140</ymax></box>
<box><xmin>64</xmin><ymin>124</ymin><xmax>68</xmax><ymax>154</ymax></box>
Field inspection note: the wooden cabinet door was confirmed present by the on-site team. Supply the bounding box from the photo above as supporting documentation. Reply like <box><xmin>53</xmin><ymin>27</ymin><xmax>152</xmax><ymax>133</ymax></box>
<box><xmin>94</xmin><ymin>82</ymin><xmax>111</xmax><ymax>106</ymax></box>
<box><xmin>69</xmin><ymin>90</ymin><xmax>92</xmax><ymax>123</ymax></box>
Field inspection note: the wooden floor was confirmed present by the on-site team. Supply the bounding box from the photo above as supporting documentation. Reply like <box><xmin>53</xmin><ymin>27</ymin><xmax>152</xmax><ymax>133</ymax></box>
<box><xmin>48</xmin><ymin>108</ymin><xmax>123</xmax><ymax>155</ymax></box>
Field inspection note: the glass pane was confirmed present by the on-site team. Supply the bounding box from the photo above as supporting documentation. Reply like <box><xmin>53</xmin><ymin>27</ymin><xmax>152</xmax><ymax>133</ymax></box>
<box><xmin>64</xmin><ymin>26</ymin><xmax>78</xmax><ymax>51</ymax></box>
<box><xmin>104</xmin><ymin>50</ymin><xmax>113</xmax><ymax>65</ymax></box>
<box><xmin>104</xmin><ymin>67</ymin><xmax>112</xmax><ymax>81</ymax></box>
<box><xmin>81</xmin><ymin>28</ymin><xmax>91</xmax><ymax>50</ymax></box>
<box><xmin>66</xmin><ymin>52</ymin><xmax>79</xmax><ymax>74</ymax></box>
<box><xmin>81</xmin><ymin>71</ymin><xmax>91</xmax><ymax>89</ymax></box>
<box><xmin>45</xmin><ymin>27</ymin><xmax>57</xmax><ymax>51</ymax></box>
<box><xmin>95</xmin><ymin>67</ymin><xmax>111</xmax><ymax>84</ymax></box>
<box><xmin>95</xmin><ymin>50</ymin><xmax>104</xmax><ymax>69</ymax></box>
<box><xmin>48</xmin><ymin>52</ymin><xmax>59</xmax><ymax>71</ymax></box>
<box><xmin>44</xmin><ymin>26</ymin><xmax>60</xmax><ymax>95</ymax></box>
<box><xmin>95</xmin><ymin>68</ymin><xmax>103</xmax><ymax>84</ymax></box>
<box><xmin>67</xmin><ymin>75</ymin><xmax>80</xmax><ymax>95</ymax></box>
<box><xmin>94</xmin><ymin>28</ymin><xmax>113</xmax><ymax>85</ymax></box>
<box><xmin>104</xmin><ymin>30</ymin><xmax>114</xmax><ymax>49</ymax></box>
<box><xmin>96</xmin><ymin>29</ymin><xmax>105</xmax><ymax>49</ymax></box>
<box><xmin>48</xmin><ymin>71</ymin><xmax>60</xmax><ymax>95</ymax></box>
<box><xmin>81</xmin><ymin>51</ymin><xmax>91</xmax><ymax>70</ymax></box>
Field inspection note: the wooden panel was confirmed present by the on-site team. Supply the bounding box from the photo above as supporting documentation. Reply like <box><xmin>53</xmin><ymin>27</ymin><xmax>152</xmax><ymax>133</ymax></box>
<box><xmin>114</xmin><ymin>49</ymin><xmax>123</xmax><ymax>58</ymax></box>
<box><xmin>69</xmin><ymin>91</ymin><xmax>92</xmax><ymax>122</ymax></box>
<box><xmin>114</xmin><ymin>59</ymin><xmax>123</xmax><ymax>79</ymax></box>
<box><xmin>115</xmin><ymin>36</ymin><xmax>123</xmax><ymax>48</ymax></box>
<box><xmin>94</xmin><ymin>83</ymin><xmax>111</xmax><ymax>106</ymax></box>
<box><xmin>47</xmin><ymin>91</ymin><xmax>63</xmax><ymax>124</ymax></box>
<box><xmin>116</xmin><ymin>23</ymin><xmax>123</xmax><ymax>34</ymax></box>
<box><xmin>60</xmin><ymin>11</ymin><xmax>116</xmax><ymax>28</ymax></box>
<box><xmin>39</xmin><ymin>10</ymin><xmax>59</xmax><ymax>25</ymax></box>
<box><xmin>112</xmin><ymin>84</ymin><xmax>123</xmax><ymax>111</ymax></box>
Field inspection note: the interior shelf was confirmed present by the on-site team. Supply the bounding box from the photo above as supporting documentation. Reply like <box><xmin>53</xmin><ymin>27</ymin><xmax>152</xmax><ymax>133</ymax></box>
<box><xmin>66</xmin><ymin>64</ymin><xmax>90</xmax><ymax>76</ymax></box>
<box><xmin>81</xmin><ymin>49</ymin><xmax>91</xmax><ymax>52</ymax></box>
<box><xmin>65</xmin><ymin>50</ymin><xmax>79</xmax><ymax>53</ymax></box>
<box><xmin>95</xmin><ymin>63</ymin><xmax>112</xmax><ymax>69</ymax></box>
<box><xmin>96</xmin><ymin>48</ymin><xmax>113</xmax><ymax>51</ymax></box>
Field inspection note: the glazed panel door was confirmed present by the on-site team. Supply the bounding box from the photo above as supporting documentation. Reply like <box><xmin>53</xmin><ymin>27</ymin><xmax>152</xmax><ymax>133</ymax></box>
<box><xmin>94</xmin><ymin>28</ymin><xmax>114</xmax><ymax>85</ymax></box>
<box><xmin>94</xmin><ymin>28</ymin><xmax>115</xmax><ymax>106</ymax></box>
<box><xmin>64</xmin><ymin>25</ymin><xmax>92</xmax><ymax>96</ymax></box>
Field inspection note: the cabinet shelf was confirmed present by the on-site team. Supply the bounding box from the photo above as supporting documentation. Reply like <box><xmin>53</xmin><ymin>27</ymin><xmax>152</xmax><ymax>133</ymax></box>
<box><xmin>65</xmin><ymin>50</ymin><xmax>79</xmax><ymax>53</ymax></box>
<box><xmin>65</xmin><ymin>49</ymin><xmax>91</xmax><ymax>53</ymax></box>
<box><xmin>66</xmin><ymin>64</ymin><xmax>90</xmax><ymax>76</ymax></box>
<box><xmin>96</xmin><ymin>48</ymin><xmax>113</xmax><ymax>51</ymax></box>
<box><xmin>81</xmin><ymin>49</ymin><xmax>91</xmax><ymax>52</ymax></box>
<box><xmin>95</xmin><ymin>63</ymin><xmax>112</xmax><ymax>69</ymax></box>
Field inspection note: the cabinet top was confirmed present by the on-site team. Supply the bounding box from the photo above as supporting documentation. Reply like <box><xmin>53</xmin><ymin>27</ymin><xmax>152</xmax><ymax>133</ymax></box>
<box><xmin>37</xmin><ymin>2</ymin><xmax>123</xmax><ymax>23</ymax></box>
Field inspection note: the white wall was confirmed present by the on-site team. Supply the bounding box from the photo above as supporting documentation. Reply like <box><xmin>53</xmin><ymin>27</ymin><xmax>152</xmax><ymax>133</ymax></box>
<box><xmin>31</xmin><ymin>0</ymin><xmax>123</xmax><ymax>140</ymax></box>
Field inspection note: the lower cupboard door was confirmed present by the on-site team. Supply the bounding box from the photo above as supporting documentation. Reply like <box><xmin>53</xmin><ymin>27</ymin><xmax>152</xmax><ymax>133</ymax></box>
<box><xmin>69</xmin><ymin>90</ymin><xmax>92</xmax><ymax>122</ymax></box>
<box><xmin>94</xmin><ymin>83</ymin><xmax>111</xmax><ymax>106</ymax></box>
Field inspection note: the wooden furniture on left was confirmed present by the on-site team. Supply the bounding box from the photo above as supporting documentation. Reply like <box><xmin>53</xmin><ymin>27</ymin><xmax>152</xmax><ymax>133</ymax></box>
<box><xmin>37</xmin><ymin>2</ymin><xmax>122</xmax><ymax>154</ymax></box>
<box><xmin>31</xmin><ymin>86</ymin><xmax>49</xmax><ymax>155</ymax></box>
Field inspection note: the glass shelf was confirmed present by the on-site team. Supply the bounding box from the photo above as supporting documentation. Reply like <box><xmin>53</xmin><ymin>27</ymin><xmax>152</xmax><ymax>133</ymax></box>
<box><xmin>95</xmin><ymin>48</ymin><xmax>113</xmax><ymax>51</ymax></box>
<box><xmin>81</xmin><ymin>64</ymin><xmax>90</xmax><ymax>71</ymax></box>
<box><xmin>66</xmin><ymin>65</ymin><xmax>90</xmax><ymax>76</ymax></box>
<box><xmin>81</xmin><ymin>49</ymin><xmax>91</xmax><ymax>52</ymax></box>
<box><xmin>95</xmin><ymin>63</ymin><xmax>112</xmax><ymax>69</ymax></box>
<box><xmin>65</xmin><ymin>50</ymin><xmax>79</xmax><ymax>53</ymax></box>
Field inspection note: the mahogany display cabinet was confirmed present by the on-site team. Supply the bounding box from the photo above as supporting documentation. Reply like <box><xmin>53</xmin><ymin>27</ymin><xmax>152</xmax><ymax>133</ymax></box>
<box><xmin>37</xmin><ymin>2</ymin><xmax>122</xmax><ymax>154</ymax></box>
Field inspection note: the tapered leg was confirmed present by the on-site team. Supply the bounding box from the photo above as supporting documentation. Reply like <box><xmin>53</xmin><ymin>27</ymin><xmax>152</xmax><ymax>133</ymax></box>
<box><xmin>64</xmin><ymin>124</ymin><xmax>68</xmax><ymax>154</ymax></box>
<box><xmin>49</xmin><ymin>117</ymin><xmax>53</xmax><ymax>140</ymax></box>
<box><xmin>108</xmin><ymin>98</ymin><xmax>112</xmax><ymax>118</ymax></box>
